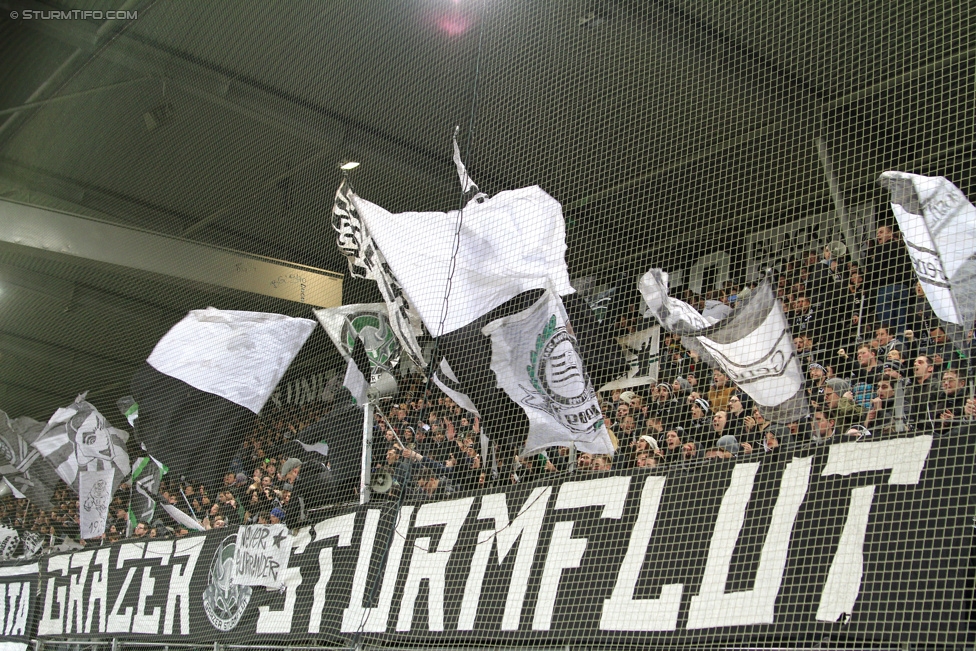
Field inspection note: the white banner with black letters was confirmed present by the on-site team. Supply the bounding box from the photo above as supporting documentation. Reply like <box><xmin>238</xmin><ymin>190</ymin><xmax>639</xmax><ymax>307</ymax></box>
<box><xmin>640</xmin><ymin>269</ymin><xmax>808</xmax><ymax>422</ymax></box>
<box><xmin>233</xmin><ymin>524</ymin><xmax>292</xmax><ymax>588</ymax></box>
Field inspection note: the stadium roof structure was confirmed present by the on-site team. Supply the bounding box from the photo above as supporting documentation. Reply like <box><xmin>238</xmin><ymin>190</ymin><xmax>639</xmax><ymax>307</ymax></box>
<box><xmin>0</xmin><ymin>0</ymin><xmax>972</xmax><ymax>419</ymax></box>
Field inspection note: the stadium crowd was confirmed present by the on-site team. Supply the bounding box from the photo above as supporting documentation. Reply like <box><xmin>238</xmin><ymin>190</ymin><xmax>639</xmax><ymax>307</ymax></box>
<box><xmin>2</xmin><ymin>223</ymin><xmax>975</xmax><ymax>552</ymax></box>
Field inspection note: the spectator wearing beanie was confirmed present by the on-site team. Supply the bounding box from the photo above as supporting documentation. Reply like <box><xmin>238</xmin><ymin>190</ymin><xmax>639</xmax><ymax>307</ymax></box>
<box><xmin>686</xmin><ymin>397</ymin><xmax>711</xmax><ymax>445</ymax></box>
<box><xmin>822</xmin><ymin>377</ymin><xmax>865</xmax><ymax>433</ymax></box>
<box><xmin>270</xmin><ymin>507</ymin><xmax>286</xmax><ymax>525</ymax></box>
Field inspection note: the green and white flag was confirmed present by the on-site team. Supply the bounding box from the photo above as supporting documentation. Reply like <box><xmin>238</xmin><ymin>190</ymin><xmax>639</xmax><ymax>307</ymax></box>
<box><xmin>313</xmin><ymin>303</ymin><xmax>401</xmax><ymax>375</ymax></box>
<box><xmin>314</xmin><ymin>304</ymin><xmax>402</xmax><ymax>406</ymax></box>
<box><xmin>482</xmin><ymin>288</ymin><xmax>613</xmax><ymax>458</ymax></box>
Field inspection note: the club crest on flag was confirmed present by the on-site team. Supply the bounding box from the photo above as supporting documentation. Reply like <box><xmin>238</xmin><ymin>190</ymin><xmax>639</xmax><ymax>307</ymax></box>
<box><xmin>524</xmin><ymin>315</ymin><xmax>602</xmax><ymax>433</ymax></box>
<box><xmin>338</xmin><ymin>309</ymin><xmax>399</xmax><ymax>373</ymax></box>
<box><xmin>203</xmin><ymin>535</ymin><xmax>252</xmax><ymax>632</ymax></box>
<box><xmin>484</xmin><ymin>289</ymin><xmax>613</xmax><ymax>457</ymax></box>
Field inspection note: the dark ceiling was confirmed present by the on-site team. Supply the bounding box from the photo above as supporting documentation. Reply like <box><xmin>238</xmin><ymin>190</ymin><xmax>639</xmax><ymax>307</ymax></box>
<box><xmin>0</xmin><ymin>0</ymin><xmax>972</xmax><ymax>420</ymax></box>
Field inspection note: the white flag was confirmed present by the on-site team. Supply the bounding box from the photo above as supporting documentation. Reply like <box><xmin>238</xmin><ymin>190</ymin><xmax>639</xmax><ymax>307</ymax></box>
<box><xmin>482</xmin><ymin>289</ymin><xmax>613</xmax><ymax>457</ymax></box>
<box><xmin>431</xmin><ymin>358</ymin><xmax>480</xmax><ymax>417</ymax></box>
<box><xmin>878</xmin><ymin>172</ymin><xmax>976</xmax><ymax>327</ymax></box>
<box><xmin>79</xmin><ymin>469</ymin><xmax>114</xmax><ymax>539</ymax></box>
<box><xmin>343</xmin><ymin>357</ymin><xmax>369</xmax><ymax>407</ymax></box>
<box><xmin>640</xmin><ymin>269</ymin><xmax>808</xmax><ymax>422</ymax></box>
<box><xmin>348</xmin><ymin>183</ymin><xmax>573</xmax><ymax>337</ymax></box>
<box><xmin>147</xmin><ymin>308</ymin><xmax>316</xmax><ymax>415</ymax></box>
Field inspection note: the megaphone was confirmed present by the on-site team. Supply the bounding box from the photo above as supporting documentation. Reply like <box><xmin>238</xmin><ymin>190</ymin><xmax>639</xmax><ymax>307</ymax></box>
<box><xmin>368</xmin><ymin>372</ymin><xmax>398</xmax><ymax>402</ymax></box>
<box><xmin>369</xmin><ymin>470</ymin><xmax>395</xmax><ymax>494</ymax></box>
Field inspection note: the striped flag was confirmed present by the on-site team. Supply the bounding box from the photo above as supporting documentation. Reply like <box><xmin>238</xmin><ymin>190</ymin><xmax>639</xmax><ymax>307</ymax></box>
<box><xmin>0</xmin><ymin>409</ymin><xmax>59</xmax><ymax>508</ymax></box>
<box><xmin>132</xmin><ymin>308</ymin><xmax>316</xmax><ymax>484</ymax></box>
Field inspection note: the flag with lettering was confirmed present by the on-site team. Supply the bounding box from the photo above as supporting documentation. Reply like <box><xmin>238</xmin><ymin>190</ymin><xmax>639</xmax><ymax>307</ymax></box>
<box><xmin>878</xmin><ymin>172</ymin><xmax>976</xmax><ymax>327</ymax></box>
<box><xmin>332</xmin><ymin>180</ymin><xmax>428</xmax><ymax>368</ymax></box>
<box><xmin>640</xmin><ymin>269</ymin><xmax>808</xmax><ymax>422</ymax></box>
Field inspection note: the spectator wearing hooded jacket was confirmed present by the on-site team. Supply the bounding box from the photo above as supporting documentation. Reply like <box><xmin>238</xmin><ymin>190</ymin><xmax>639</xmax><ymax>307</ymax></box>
<box><xmin>822</xmin><ymin>377</ymin><xmax>866</xmax><ymax>433</ymax></box>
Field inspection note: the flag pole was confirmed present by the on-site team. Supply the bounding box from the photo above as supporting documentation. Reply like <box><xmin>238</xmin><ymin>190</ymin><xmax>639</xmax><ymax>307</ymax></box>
<box><xmin>359</xmin><ymin>401</ymin><xmax>373</xmax><ymax>505</ymax></box>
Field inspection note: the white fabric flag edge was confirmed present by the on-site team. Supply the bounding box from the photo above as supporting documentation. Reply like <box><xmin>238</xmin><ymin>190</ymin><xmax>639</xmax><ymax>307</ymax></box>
<box><xmin>147</xmin><ymin>308</ymin><xmax>317</xmax><ymax>414</ymax></box>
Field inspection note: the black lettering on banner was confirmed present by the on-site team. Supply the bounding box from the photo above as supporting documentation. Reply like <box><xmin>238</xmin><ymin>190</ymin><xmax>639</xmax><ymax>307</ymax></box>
<box><xmin>16</xmin><ymin>430</ymin><xmax>974</xmax><ymax>646</ymax></box>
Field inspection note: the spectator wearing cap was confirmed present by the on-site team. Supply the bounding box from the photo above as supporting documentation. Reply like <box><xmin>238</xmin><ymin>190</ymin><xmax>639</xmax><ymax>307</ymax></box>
<box><xmin>270</xmin><ymin>507</ymin><xmax>286</xmax><ymax>525</ymax></box>
<box><xmin>278</xmin><ymin>458</ymin><xmax>302</xmax><ymax>491</ymax></box>
<box><xmin>807</xmin><ymin>363</ymin><xmax>828</xmax><ymax>405</ymax></box>
<box><xmin>650</xmin><ymin>383</ymin><xmax>677</xmax><ymax>426</ymax></box>
<box><xmin>707</xmin><ymin>369</ymin><xmax>735</xmax><ymax>413</ymax></box>
<box><xmin>686</xmin><ymin>397</ymin><xmax>711</xmax><ymax>444</ymax></box>
<box><xmin>704</xmin><ymin>434</ymin><xmax>740</xmax><ymax>460</ymax></box>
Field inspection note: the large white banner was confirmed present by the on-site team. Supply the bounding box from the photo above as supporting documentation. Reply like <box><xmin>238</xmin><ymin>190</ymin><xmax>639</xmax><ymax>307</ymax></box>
<box><xmin>147</xmin><ymin>308</ymin><xmax>316</xmax><ymax>414</ymax></box>
<box><xmin>352</xmin><ymin>185</ymin><xmax>574</xmax><ymax>336</ymax></box>
<box><xmin>879</xmin><ymin>172</ymin><xmax>976</xmax><ymax>327</ymax></box>
<box><xmin>483</xmin><ymin>290</ymin><xmax>613</xmax><ymax>457</ymax></box>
